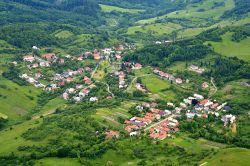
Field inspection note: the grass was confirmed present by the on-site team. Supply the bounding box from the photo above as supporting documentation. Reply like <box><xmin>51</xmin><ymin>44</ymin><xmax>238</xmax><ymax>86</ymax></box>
<box><xmin>204</xmin><ymin>148</ymin><xmax>250</xmax><ymax>166</ymax></box>
<box><xmin>0</xmin><ymin>76</ymin><xmax>41</xmax><ymax>123</ymax></box>
<box><xmin>37</xmin><ymin>97</ymin><xmax>66</xmax><ymax>115</ymax></box>
<box><xmin>35</xmin><ymin>158</ymin><xmax>82</xmax><ymax>166</ymax></box>
<box><xmin>127</xmin><ymin>23</ymin><xmax>182</xmax><ymax>35</ymax></box>
<box><xmin>54</xmin><ymin>30</ymin><xmax>74</xmax><ymax>39</ymax></box>
<box><xmin>167</xmin><ymin>0</ymin><xmax>234</xmax><ymax>22</ymax></box>
<box><xmin>0</xmin><ymin>119</ymin><xmax>44</xmax><ymax>155</ymax></box>
<box><xmin>99</xmin><ymin>4</ymin><xmax>144</xmax><ymax>14</ymax></box>
<box><xmin>214</xmin><ymin>79</ymin><xmax>250</xmax><ymax>104</ymax></box>
<box><xmin>92</xmin><ymin>101</ymin><xmax>136</xmax><ymax>127</ymax></box>
<box><xmin>205</xmin><ymin>32</ymin><xmax>250</xmax><ymax>61</ymax></box>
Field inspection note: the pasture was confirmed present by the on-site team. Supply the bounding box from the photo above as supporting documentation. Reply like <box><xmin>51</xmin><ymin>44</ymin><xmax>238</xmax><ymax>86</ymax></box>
<box><xmin>205</xmin><ymin>32</ymin><xmax>250</xmax><ymax>61</ymax></box>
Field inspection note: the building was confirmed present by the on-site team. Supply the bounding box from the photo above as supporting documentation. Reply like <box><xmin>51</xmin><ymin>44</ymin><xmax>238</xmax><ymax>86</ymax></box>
<box><xmin>23</xmin><ymin>55</ymin><xmax>35</xmax><ymax>62</ymax></box>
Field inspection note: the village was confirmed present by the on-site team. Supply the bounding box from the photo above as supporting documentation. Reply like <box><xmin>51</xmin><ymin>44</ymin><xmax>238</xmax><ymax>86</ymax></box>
<box><xmin>14</xmin><ymin>43</ymin><xmax>236</xmax><ymax>141</ymax></box>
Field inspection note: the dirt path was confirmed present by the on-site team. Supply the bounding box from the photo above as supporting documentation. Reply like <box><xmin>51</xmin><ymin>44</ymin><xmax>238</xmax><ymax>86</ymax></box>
<box><xmin>209</xmin><ymin>77</ymin><xmax>217</xmax><ymax>98</ymax></box>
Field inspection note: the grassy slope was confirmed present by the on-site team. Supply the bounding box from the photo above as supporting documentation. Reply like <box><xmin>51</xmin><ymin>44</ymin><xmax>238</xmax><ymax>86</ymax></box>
<box><xmin>205</xmin><ymin>148</ymin><xmax>250</xmax><ymax>166</ymax></box>
<box><xmin>0</xmin><ymin>119</ymin><xmax>44</xmax><ymax>155</ymax></box>
<box><xmin>99</xmin><ymin>4</ymin><xmax>144</xmax><ymax>13</ymax></box>
<box><xmin>127</xmin><ymin>23</ymin><xmax>182</xmax><ymax>35</ymax></box>
<box><xmin>35</xmin><ymin>158</ymin><xmax>82</xmax><ymax>166</ymax></box>
<box><xmin>205</xmin><ymin>32</ymin><xmax>250</xmax><ymax>61</ymax></box>
<box><xmin>54</xmin><ymin>30</ymin><xmax>74</xmax><ymax>39</ymax></box>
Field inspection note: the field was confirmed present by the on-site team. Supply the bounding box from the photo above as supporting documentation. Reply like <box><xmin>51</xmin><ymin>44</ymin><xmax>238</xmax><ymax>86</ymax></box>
<box><xmin>0</xmin><ymin>119</ymin><xmax>44</xmax><ymax>155</ymax></box>
<box><xmin>136</xmin><ymin>0</ymin><xmax>234</xmax><ymax>25</ymax></box>
<box><xmin>205</xmin><ymin>32</ymin><xmax>250</xmax><ymax>61</ymax></box>
<box><xmin>214</xmin><ymin>79</ymin><xmax>250</xmax><ymax>103</ymax></box>
<box><xmin>127</xmin><ymin>23</ymin><xmax>182</xmax><ymax>35</ymax></box>
<box><xmin>0</xmin><ymin>76</ymin><xmax>41</xmax><ymax>123</ymax></box>
<box><xmin>204</xmin><ymin>148</ymin><xmax>250</xmax><ymax>166</ymax></box>
<box><xmin>54</xmin><ymin>30</ymin><xmax>74</xmax><ymax>39</ymax></box>
<box><xmin>36</xmin><ymin>158</ymin><xmax>82</xmax><ymax>166</ymax></box>
<box><xmin>92</xmin><ymin>101</ymin><xmax>136</xmax><ymax>127</ymax></box>
<box><xmin>99</xmin><ymin>4</ymin><xmax>144</xmax><ymax>14</ymax></box>
<box><xmin>167</xmin><ymin>0</ymin><xmax>234</xmax><ymax>22</ymax></box>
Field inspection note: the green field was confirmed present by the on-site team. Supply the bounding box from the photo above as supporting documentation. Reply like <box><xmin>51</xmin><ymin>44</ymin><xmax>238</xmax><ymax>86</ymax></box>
<box><xmin>99</xmin><ymin>4</ymin><xmax>144</xmax><ymax>14</ymax></box>
<box><xmin>205</xmin><ymin>148</ymin><xmax>250</xmax><ymax>166</ymax></box>
<box><xmin>54</xmin><ymin>30</ymin><xmax>74</xmax><ymax>39</ymax></box>
<box><xmin>92</xmin><ymin>101</ymin><xmax>136</xmax><ymax>127</ymax></box>
<box><xmin>205</xmin><ymin>32</ymin><xmax>250</xmax><ymax>61</ymax></box>
<box><xmin>0</xmin><ymin>76</ymin><xmax>41</xmax><ymax>123</ymax></box>
<box><xmin>167</xmin><ymin>0</ymin><xmax>234</xmax><ymax>22</ymax></box>
<box><xmin>0</xmin><ymin>119</ymin><xmax>43</xmax><ymax>154</ymax></box>
<box><xmin>127</xmin><ymin>23</ymin><xmax>182</xmax><ymax>35</ymax></box>
<box><xmin>36</xmin><ymin>158</ymin><xmax>82</xmax><ymax>166</ymax></box>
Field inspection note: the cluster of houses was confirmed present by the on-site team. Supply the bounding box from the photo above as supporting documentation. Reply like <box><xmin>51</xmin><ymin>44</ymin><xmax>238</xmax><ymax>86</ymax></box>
<box><xmin>20</xmin><ymin>74</ymin><xmax>45</xmax><ymax>88</ymax></box>
<box><xmin>62</xmin><ymin>79</ymin><xmax>97</xmax><ymax>102</ymax></box>
<box><xmin>189</xmin><ymin>65</ymin><xmax>205</xmax><ymax>74</ymax></box>
<box><xmin>153</xmin><ymin>68</ymin><xmax>183</xmax><ymax>84</ymax></box>
<box><xmin>123</xmin><ymin>62</ymin><xmax>142</xmax><ymax>70</ymax></box>
<box><xmin>177</xmin><ymin>94</ymin><xmax>236</xmax><ymax>126</ymax></box>
<box><xmin>114</xmin><ymin>71</ymin><xmax>127</xmax><ymax>89</ymax></box>
<box><xmin>124</xmin><ymin>103</ymin><xmax>179</xmax><ymax>140</ymax></box>
<box><xmin>149</xmin><ymin>117</ymin><xmax>179</xmax><ymax>140</ymax></box>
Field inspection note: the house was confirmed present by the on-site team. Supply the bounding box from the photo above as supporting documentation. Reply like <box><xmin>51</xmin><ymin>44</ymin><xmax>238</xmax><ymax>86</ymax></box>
<box><xmin>189</xmin><ymin>65</ymin><xmax>205</xmax><ymax>74</ymax></box>
<box><xmin>83</xmin><ymin>76</ymin><xmax>92</xmax><ymax>85</ymax></box>
<box><xmin>42</xmin><ymin>53</ymin><xmax>56</xmax><ymax>60</ymax></box>
<box><xmin>66</xmin><ymin>77</ymin><xmax>73</xmax><ymax>82</ymax></box>
<box><xmin>221</xmin><ymin>114</ymin><xmax>236</xmax><ymax>126</ymax></box>
<box><xmin>202</xmin><ymin>82</ymin><xmax>209</xmax><ymax>89</ymax></box>
<box><xmin>93</xmin><ymin>53</ymin><xmax>101</xmax><ymax>60</ymax></box>
<box><xmin>59</xmin><ymin>58</ymin><xmax>65</xmax><ymax>64</ymax></box>
<box><xmin>106</xmin><ymin>96</ymin><xmax>113</xmax><ymax>100</ymax></box>
<box><xmin>67</xmin><ymin>88</ymin><xmax>75</xmax><ymax>94</ymax></box>
<box><xmin>105</xmin><ymin>130</ymin><xmax>119</xmax><ymax>139</ymax></box>
<box><xmin>73</xmin><ymin>96</ymin><xmax>81</xmax><ymax>102</ymax></box>
<box><xmin>175</xmin><ymin>78</ymin><xmax>183</xmax><ymax>84</ymax></box>
<box><xmin>62</xmin><ymin>92</ymin><xmax>69</xmax><ymax>100</ymax></box>
<box><xmin>194</xmin><ymin>94</ymin><xmax>204</xmax><ymax>100</ymax></box>
<box><xmin>40</xmin><ymin>61</ymin><xmax>50</xmax><ymax>67</ymax></box>
<box><xmin>132</xmin><ymin>63</ymin><xmax>142</xmax><ymax>70</ymax></box>
<box><xmin>32</xmin><ymin>63</ymin><xmax>39</xmax><ymax>68</ymax></box>
<box><xmin>23</xmin><ymin>55</ymin><xmax>35</xmax><ymax>62</ymax></box>
<box><xmin>76</xmin><ymin>84</ymin><xmax>84</xmax><ymax>89</ymax></box>
<box><xmin>90</xmin><ymin>97</ymin><xmax>98</xmax><ymax>102</ymax></box>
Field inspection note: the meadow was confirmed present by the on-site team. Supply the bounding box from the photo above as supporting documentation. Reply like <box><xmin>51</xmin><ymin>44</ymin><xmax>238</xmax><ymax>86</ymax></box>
<box><xmin>205</xmin><ymin>32</ymin><xmax>250</xmax><ymax>61</ymax></box>
<box><xmin>127</xmin><ymin>23</ymin><xmax>182</xmax><ymax>36</ymax></box>
<box><xmin>99</xmin><ymin>4</ymin><xmax>144</xmax><ymax>14</ymax></box>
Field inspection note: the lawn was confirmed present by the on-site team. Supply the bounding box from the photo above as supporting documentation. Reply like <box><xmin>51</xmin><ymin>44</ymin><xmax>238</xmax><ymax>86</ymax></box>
<box><xmin>205</xmin><ymin>32</ymin><xmax>250</xmax><ymax>61</ymax></box>
<box><xmin>204</xmin><ymin>148</ymin><xmax>250</xmax><ymax>166</ymax></box>
<box><xmin>127</xmin><ymin>23</ymin><xmax>182</xmax><ymax>35</ymax></box>
<box><xmin>99</xmin><ymin>4</ymin><xmax>144</xmax><ymax>14</ymax></box>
